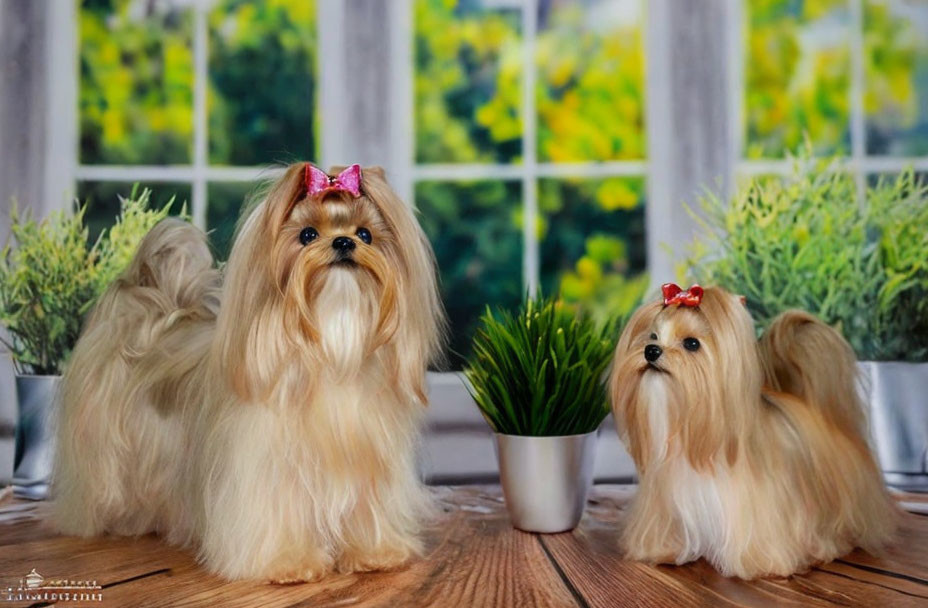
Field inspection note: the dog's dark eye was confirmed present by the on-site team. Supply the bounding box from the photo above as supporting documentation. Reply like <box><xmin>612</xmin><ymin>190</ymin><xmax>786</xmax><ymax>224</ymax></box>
<box><xmin>683</xmin><ymin>337</ymin><xmax>700</xmax><ymax>352</ymax></box>
<box><xmin>356</xmin><ymin>227</ymin><xmax>372</xmax><ymax>245</ymax></box>
<box><xmin>299</xmin><ymin>227</ymin><xmax>318</xmax><ymax>246</ymax></box>
<box><xmin>649</xmin><ymin>333</ymin><xmax>657</xmax><ymax>340</ymax></box>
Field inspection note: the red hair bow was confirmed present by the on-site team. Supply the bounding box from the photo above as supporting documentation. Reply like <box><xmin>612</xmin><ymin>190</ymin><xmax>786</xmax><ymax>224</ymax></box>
<box><xmin>305</xmin><ymin>164</ymin><xmax>362</xmax><ymax>198</ymax></box>
<box><xmin>662</xmin><ymin>283</ymin><xmax>704</xmax><ymax>307</ymax></box>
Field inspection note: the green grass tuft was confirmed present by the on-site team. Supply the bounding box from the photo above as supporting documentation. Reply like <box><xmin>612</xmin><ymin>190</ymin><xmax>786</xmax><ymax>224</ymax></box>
<box><xmin>464</xmin><ymin>295</ymin><xmax>615</xmax><ymax>436</ymax></box>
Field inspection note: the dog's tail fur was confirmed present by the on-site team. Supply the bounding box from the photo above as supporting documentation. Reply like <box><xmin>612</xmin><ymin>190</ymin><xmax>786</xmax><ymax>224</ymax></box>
<box><xmin>759</xmin><ymin>309</ymin><xmax>899</xmax><ymax>557</ymax></box>
<box><xmin>52</xmin><ymin>218</ymin><xmax>219</xmax><ymax>537</ymax></box>
<box><xmin>758</xmin><ymin>310</ymin><xmax>867</xmax><ymax>439</ymax></box>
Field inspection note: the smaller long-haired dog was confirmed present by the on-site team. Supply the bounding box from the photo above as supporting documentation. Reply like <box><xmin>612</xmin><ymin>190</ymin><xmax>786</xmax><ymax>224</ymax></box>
<box><xmin>609</xmin><ymin>284</ymin><xmax>897</xmax><ymax>579</ymax></box>
<box><xmin>52</xmin><ymin>163</ymin><xmax>446</xmax><ymax>582</ymax></box>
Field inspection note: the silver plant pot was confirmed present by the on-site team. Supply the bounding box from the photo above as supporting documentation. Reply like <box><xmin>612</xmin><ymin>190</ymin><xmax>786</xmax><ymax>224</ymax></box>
<box><xmin>494</xmin><ymin>431</ymin><xmax>596</xmax><ymax>533</ymax></box>
<box><xmin>12</xmin><ymin>374</ymin><xmax>60</xmax><ymax>500</ymax></box>
<box><xmin>862</xmin><ymin>361</ymin><xmax>928</xmax><ymax>492</ymax></box>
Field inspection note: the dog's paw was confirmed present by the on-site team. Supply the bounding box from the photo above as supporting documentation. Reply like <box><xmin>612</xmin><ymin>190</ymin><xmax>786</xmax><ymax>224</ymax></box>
<box><xmin>336</xmin><ymin>546</ymin><xmax>415</xmax><ymax>574</ymax></box>
<box><xmin>263</xmin><ymin>553</ymin><xmax>334</xmax><ymax>585</ymax></box>
<box><xmin>266</xmin><ymin>566</ymin><xmax>330</xmax><ymax>585</ymax></box>
<box><xmin>624</xmin><ymin>548</ymin><xmax>681</xmax><ymax>565</ymax></box>
<box><xmin>621</xmin><ymin>538</ymin><xmax>689</xmax><ymax>566</ymax></box>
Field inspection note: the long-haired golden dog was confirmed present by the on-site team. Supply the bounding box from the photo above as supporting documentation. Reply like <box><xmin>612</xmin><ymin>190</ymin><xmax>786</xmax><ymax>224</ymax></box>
<box><xmin>52</xmin><ymin>163</ymin><xmax>446</xmax><ymax>582</ymax></box>
<box><xmin>609</xmin><ymin>283</ymin><xmax>897</xmax><ymax>579</ymax></box>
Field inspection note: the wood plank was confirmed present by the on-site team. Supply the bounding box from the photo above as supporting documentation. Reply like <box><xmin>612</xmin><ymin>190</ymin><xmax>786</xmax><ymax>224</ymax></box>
<box><xmin>542</xmin><ymin>486</ymin><xmax>928</xmax><ymax>608</ymax></box>
<box><xmin>816</xmin><ymin>560</ymin><xmax>928</xmax><ymax>602</ymax></box>
<box><xmin>0</xmin><ymin>487</ymin><xmax>577</xmax><ymax>608</ymax></box>
<box><xmin>3</xmin><ymin>485</ymin><xmax>928</xmax><ymax>607</ymax></box>
<box><xmin>827</xmin><ymin>513</ymin><xmax>928</xmax><ymax>590</ymax></box>
<box><xmin>0</xmin><ymin>499</ymin><xmax>61</xmax><ymax>547</ymax></box>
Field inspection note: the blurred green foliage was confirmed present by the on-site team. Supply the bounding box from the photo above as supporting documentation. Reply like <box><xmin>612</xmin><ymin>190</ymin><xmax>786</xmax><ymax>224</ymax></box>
<box><xmin>465</xmin><ymin>294</ymin><xmax>614</xmax><ymax>436</ymax></box>
<box><xmin>75</xmin><ymin>0</ymin><xmax>928</xmax><ymax>365</ymax></box>
<box><xmin>208</xmin><ymin>0</ymin><xmax>317</xmax><ymax>165</ymax></box>
<box><xmin>80</xmin><ymin>0</ymin><xmax>317</xmax><ymax>166</ymax></box>
<box><xmin>79</xmin><ymin>0</ymin><xmax>194</xmax><ymax>164</ymax></box>
<box><xmin>864</xmin><ymin>0</ymin><xmax>928</xmax><ymax>155</ymax></box>
<box><xmin>539</xmin><ymin>178</ymin><xmax>647</xmax><ymax>326</ymax></box>
<box><xmin>78</xmin><ymin>181</ymin><xmax>190</xmax><ymax>243</ymax></box>
<box><xmin>0</xmin><ymin>190</ymin><xmax>176</xmax><ymax>375</ymax></box>
<box><xmin>414</xmin><ymin>1</ymin><xmax>649</xmax><ymax>363</ymax></box>
<box><xmin>535</xmin><ymin>4</ymin><xmax>645</xmax><ymax>161</ymax></box>
<box><xmin>414</xmin><ymin>0</ymin><xmax>645</xmax><ymax>163</ymax></box>
<box><xmin>685</xmin><ymin>149</ymin><xmax>928</xmax><ymax>361</ymax></box>
<box><xmin>415</xmin><ymin>180</ymin><xmax>524</xmax><ymax>366</ymax></box>
<box><xmin>207</xmin><ymin>181</ymin><xmax>257</xmax><ymax>260</ymax></box>
<box><xmin>415</xmin><ymin>0</ymin><xmax>522</xmax><ymax>163</ymax></box>
<box><xmin>745</xmin><ymin>0</ymin><xmax>851</xmax><ymax>158</ymax></box>
<box><xmin>745</xmin><ymin>0</ymin><xmax>925</xmax><ymax>158</ymax></box>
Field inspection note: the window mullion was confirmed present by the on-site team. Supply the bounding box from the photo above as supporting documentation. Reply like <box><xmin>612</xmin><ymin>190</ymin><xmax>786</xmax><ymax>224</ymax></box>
<box><xmin>728</xmin><ymin>0</ymin><xmax>745</xmax><ymax>182</ymax></box>
<box><xmin>191</xmin><ymin>3</ymin><xmax>209</xmax><ymax>230</ymax></box>
<box><xmin>850</xmin><ymin>0</ymin><xmax>867</xmax><ymax>203</ymax></box>
<box><xmin>645</xmin><ymin>0</ymin><xmax>737</xmax><ymax>286</ymax></box>
<box><xmin>521</xmin><ymin>0</ymin><xmax>539</xmax><ymax>296</ymax></box>
<box><xmin>390</xmin><ymin>0</ymin><xmax>415</xmax><ymax>206</ymax></box>
<box><xmin>45</xmin><ymin>0</ymin><xmax>78</xmax><ymax>217</ymax></box>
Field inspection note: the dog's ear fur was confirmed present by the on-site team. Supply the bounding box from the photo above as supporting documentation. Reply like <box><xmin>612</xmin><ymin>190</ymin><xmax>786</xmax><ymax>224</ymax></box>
<box><xmin>607</xmin><ymin>300</ymin><xmax>661</xmax><ymax>469</ymax></box>
<box><xmin>358</xmin><ymin>167</ymin><xmax>447</xmax><ymax>404</ymax></box>
<box><xmin>213</xmin><ymin>163</ymin><xmax>307</xmax><ymax>402</ymax></box>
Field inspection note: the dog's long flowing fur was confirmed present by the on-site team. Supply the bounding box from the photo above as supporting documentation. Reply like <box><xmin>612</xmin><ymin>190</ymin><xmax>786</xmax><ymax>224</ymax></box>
<box><xmin>609</xmin><ymin>286</ymin><xmax>897</xmax><ymax>579</ymax></box>
<box><xmin>52</xmin><ymin>164</ymin><xmax>446</xmax><ymax>582</ymax></box>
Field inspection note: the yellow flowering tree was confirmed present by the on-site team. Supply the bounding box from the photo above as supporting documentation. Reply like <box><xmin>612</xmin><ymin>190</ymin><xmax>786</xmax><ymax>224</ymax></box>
<box><xmin>79</xmin><ymin>0</ymin><xmax>194</xmax><ymax>164</ymax></box>
<box><xmin>414</xmin><ymin>0</ymin><xmax>648</xmax><ymax>344</ymax></box>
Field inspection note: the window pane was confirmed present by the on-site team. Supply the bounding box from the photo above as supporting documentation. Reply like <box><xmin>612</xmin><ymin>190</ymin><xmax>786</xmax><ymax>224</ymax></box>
<box><xmin>77</xmin><ymin>181</ymin><xmax>191</xmax><ymax>244</ymax></box>
<box><xmin>414</xmin><ymin>0</ymin><xmax>523</xmax><ymax>164</ymax></box>
<box><xmin>79</xmin><ymin>0</ymin><xmax>193</xmax><ymax>164</ymax></box>
<box><xmin>539</xmin><ymin>178</ymin><xmax>647</xmax><ymax>325</ymax></box>
<box><xmin>415</xmin><ymin>180</ymin><xmax>523</xmax><ymax>367</ymax></box>
<box><xmin>207</xmin><ymin>182</ymin><xmax>256</xmax><ymax>260</ymax></box>
<box><xmin>209</xmin><ymin>0</ymin><xmax>317</xmax><ymax>165</ymax></box>
<box><xmin>865</xmin><ymin>0</ymin><xmax>928</xmax><ymax>155</ymax></box>
<box><xmin>745</xmin><ymin>0</ymin><xmax>851</xmax><ymax>158</ymax></box>
<box><xmin>536</xmin><ymin>0</ymin><xmax>645</xmax><ymax>162</ymax></box>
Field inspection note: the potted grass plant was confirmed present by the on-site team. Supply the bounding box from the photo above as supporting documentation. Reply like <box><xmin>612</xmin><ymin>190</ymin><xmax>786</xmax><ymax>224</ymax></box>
<box><xmin>464</xmin><ymin>295</ymin><xmax>615</xmax><ymax>532</ymax></box>
<box><xmin>685</xmin><ymin>150</ymin><xmax>928</xmax><ymax>491</ymax></box>
<box><xmin>0</xmin><ymin>188</ymin><xmax>175</xmax><ymax>498</ymax></box>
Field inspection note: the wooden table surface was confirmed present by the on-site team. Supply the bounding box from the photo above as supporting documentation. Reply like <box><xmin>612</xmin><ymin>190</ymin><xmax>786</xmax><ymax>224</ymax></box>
<box><xmin>1</xmin><ymin>485</ymin><xmax>927</xmax><ymax>608</ymax></box>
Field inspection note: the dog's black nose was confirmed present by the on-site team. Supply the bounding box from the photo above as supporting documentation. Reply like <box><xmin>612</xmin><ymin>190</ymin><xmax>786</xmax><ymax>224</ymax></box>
<box><xmin>644</xmin><ymin>344</ymin><xmax>663</xmax><ymax>363</ymax></box>
<box><xmin>332</xmin><ymin>236</ymin><xmax>356</xmax><ymax>253</ymax></box>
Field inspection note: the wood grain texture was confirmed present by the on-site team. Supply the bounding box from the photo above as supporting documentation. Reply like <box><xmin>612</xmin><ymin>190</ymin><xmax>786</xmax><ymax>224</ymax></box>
<box><xmin>544</xmin><ymin>486</ymin><xmax>928</xmax><ymax>608</ymax></box>
<box><xmin>0</xmin><ymin>487</ymin><xmax>575</xmax><ymax>608</ymax></box>
<box><xmin>1</xmin><ymin>485</ymin><xmax>926</xmax><ymax>607</ymax></box>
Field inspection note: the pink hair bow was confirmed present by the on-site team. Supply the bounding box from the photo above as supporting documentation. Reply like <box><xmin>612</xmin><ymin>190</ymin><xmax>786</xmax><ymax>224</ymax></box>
<box><xmin>662</xmin><ymin>283</ymin><xmax>704</xmax><ymax>307</ymax></box>
<box><xmin>305</xmin><ymin>164</ymin><xmax>362</xmax><ymax>199</ymax></box>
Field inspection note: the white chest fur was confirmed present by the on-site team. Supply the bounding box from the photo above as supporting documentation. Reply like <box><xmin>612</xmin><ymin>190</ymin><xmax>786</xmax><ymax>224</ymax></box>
<box><xmin>315</xmin><ymin>269</ymin><xmax>373</xmax><ymax>378</ymax></box>
<box><xmin>641</xmin><ymin>372</ymin><xmax>732</xmax><ymax>564</ymax></box>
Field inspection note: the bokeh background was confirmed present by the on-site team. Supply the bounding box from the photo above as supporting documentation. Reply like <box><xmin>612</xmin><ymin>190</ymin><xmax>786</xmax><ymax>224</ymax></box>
<box><xmin>65</xmin><ymin>0</ymin><xmax>928</xmax><ymax>365</ymax></box>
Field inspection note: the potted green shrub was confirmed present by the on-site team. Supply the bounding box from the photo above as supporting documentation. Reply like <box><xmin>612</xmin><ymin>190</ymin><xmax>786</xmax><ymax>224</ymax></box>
<box><xmin>0</xmin><ymin>189</ymin><xmax>175</xmax><ymax>499</ymax></box>
<box><xmin>685</xmin><ymin>151</ymin><xmax>928</xmax><ymax>491</ymax></box>
<box><xmin>464</xmin><ymin>295</ymin><xmax>614</xmax><ymax>532</ymax></box>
